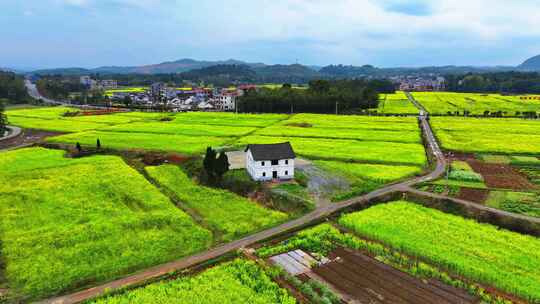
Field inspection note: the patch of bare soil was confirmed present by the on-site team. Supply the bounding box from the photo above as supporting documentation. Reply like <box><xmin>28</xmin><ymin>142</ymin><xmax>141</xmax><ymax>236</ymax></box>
<box><xmin>446</xmin><ymin>152</ymin><xmax>476</xmax><ymax>161</ymax></box>
<box><xmin>468</xmin><ymin>160</ymin><xmax>537</xmax><ymax>190</ymax></box>
<box><xmin>457</xmin><ymin>188</ymin><xmax>489</xmax><ymax>204</ymax></box>
<box><xmin>142</xmin><ymin>152</ymin><xmax>190</xmax><ymax>166</ymax></box>
<box><xmin>286</xmin><ymin>122</ymin><xmax>313</xmax><ymax>128</ymax></box>
<box><xmin>313</xmin><ymin>248</ymin><xmax>478</xmax><ymax>304</ymax></box>
<box><xmin>0</xmin><ymin>129</ymin><xmax>63</xmax><ymax>150</ymax></box>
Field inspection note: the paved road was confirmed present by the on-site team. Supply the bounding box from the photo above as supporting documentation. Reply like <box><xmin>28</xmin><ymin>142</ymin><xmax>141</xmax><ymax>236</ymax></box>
<box><xmin>25</xmin><ymin>80</ymin><xmax>109</xmax><ymax>109</ymax></box>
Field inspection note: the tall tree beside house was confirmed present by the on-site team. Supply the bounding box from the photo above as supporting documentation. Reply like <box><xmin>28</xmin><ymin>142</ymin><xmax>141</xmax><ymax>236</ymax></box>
<box><xmin>0</xmin><ymin>100</ymin><xmax>8</xmax><ymax>135</ymax></box>
<box><xmin>202</xmin><ymin>147</ymin><xmax>230</xmax><ymax>185</ymax></box>
<box><xmin>214</xmin><ymin>152</ymin><xmax>230</xmax><ymax>182</ymax></box>
<box><xmin>203</xmin><ymin>147</ymin><xmax>217</xmax><ymax>183</ymax></box>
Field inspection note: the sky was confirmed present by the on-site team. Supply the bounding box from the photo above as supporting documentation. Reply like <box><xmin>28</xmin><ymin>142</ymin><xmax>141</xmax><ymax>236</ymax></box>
<box><xmin>2</xmin><ymin>0</ymin><xmax>540</xmax><ymax>70</ymax></box>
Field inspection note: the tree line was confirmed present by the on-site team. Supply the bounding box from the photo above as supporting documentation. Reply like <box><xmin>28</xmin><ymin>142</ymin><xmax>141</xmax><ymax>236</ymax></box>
<box><xmin>0</xmin><ymin>100</ymin><xmax>8</xmax><ymax>135</ymax></box>
<box><xmin>445</xmin><ymin>72</ymin><xmax>540</xmax><ymax>94</ymax></box>
<box><xmin>0</xmin><ymin>71</ymin><xmax>30</xmax><ymax>104</ymax></box>
<box><xmin>237</xmin><ymin>79</ymin><xmax>393</xmax><ymax>114</ymax></box>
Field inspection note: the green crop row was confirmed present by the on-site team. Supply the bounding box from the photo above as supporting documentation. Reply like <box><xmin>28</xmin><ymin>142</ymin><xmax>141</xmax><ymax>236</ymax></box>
<box><xmin>92</xmin><ymin>259</ymin><xmax>296</xmax><ymax>304</ymax></box>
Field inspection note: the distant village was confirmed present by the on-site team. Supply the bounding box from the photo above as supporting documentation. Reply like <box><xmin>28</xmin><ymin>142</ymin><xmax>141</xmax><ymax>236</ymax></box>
<box><xmin>80</xmin><ymin>76</ymin><xmax>259</xmax><ymax>111</ymax></box>
<box><xmin>78</xmin><ymin>75</ymin><xmax>447</xmax><ymax>111</ymax></box>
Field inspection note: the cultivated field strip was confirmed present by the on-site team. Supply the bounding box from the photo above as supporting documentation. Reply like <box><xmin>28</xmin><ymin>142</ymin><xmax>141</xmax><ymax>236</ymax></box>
<box><xmin>431</xmin><ymin>117</ymin><xmax>540</xmax><ymax>154</ymax></box>
<box><xmin>91</xmin><ymin>259</ymin><xmax>295</xmax><ymax>304</ymax></box>
<box><xmin>339</xmin><ymin>201</ymin><xmax>540</xmax><ymax>302</ymax></box>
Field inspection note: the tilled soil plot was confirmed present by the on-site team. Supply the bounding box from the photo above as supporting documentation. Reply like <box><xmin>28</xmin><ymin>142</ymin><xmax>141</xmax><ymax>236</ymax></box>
<box><xmin>468</xmin><ymin>160</ymin><xmax>537</xmax><ymax>191</ymax></box>
<box><xmin>457</xmin><ymin>188</ymin><xmax>490</xmax><ymax>204</ymax></box>
<box><xmin>0</xmin><ymin>129</ymin><xmax>62</xmax><ymax>150</ymax></box>
<box><xmin>313</xmin><ymin>248</ymin><xmax>478</xmax><ymax>304</ymax></box>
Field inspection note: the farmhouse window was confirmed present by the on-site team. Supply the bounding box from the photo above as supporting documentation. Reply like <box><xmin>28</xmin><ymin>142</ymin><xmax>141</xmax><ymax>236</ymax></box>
<box><xmin>262</xmin><ymin>172</ymin><xmax>266</xmax><ymax>177</ymax></box>
<box><xmin>271</xmin><ymin>160</ymin><xmax>279</xmax><ymax>165</ymax></box>
<box><xmin>262</xmin><ymin>161</ymin><xmax>265</xmax><ymax>166</ymax></box>
<box><xmin>285</xmin><ymin>160</ymin><xmax>289</xmax><ymax>165</ymax></box>
<box><xmin>285</xmin><ymin>170</ymin><xmax>289</xmax><ymax>175</ymax></box>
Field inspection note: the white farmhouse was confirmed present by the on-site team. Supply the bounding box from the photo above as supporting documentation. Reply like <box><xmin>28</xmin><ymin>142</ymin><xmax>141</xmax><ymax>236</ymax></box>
<box><xmin>245</xmin><ymin>142</ymin><xmax>296</xmax><ymax>181</ymax></box>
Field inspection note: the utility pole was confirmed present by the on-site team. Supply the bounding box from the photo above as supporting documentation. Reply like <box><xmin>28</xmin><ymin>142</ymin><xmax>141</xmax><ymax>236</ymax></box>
<box><xmin>291</xmin><ymin>103</ymin><xmax>294</xmax><ymax>114</ymax></box>
<box><xmin>335</xmin><ymin>101</ymin><xmax>339</xmax><ymax>115</ymax></box>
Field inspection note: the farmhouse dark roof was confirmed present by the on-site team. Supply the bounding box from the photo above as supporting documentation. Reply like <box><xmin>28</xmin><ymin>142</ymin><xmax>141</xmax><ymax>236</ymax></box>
<box><xmin>245</xmin><ymin>142</ymin><xmax>296</xmax><ymax>161</ymax></box>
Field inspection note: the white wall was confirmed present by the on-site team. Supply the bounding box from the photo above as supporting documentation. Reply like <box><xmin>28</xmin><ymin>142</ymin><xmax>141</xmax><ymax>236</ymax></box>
<box><xmin>246</xmin><ymin>150</ymin><xmax>295</xmax><ymax>181</ymax></box>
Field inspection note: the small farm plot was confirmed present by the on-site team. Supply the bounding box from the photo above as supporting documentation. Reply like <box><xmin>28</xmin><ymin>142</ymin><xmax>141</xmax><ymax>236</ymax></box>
<box><xmin>146</xmin><ymin>165</ymin><xmax>288</xmax><ymax>242</ymax></box>
<box><xmin>485</xmin><ymin>190</ymin><xmax>540</xmax><ymax>217</ymax></box>
<box><xmin>0</xmin><ymin>148</ymin><xmax>212</xmax><ymax>300</ymax></box>
<box><xmin>339</xmin><ymin>201</ymin><xmax>540</xmax><ymax>302</ymax></box>
<box><xmin>431</xmin><ymin>117</ymin><xmax>540</xmax><ymax>154</ymax></box>
<box><xmin>377</xmin><ymin>91</ymin><xmax>419</xmax><ymax>114</ymax></box>
<box><xmin>91</xmin><ymin>259</ymin><xmax>295</xmax><ymax>304</ymax></box>
<box><xmin>314</xmin><ymin>160</ymin><xmax>423</xmax><ymax>200</ymax></box>
<box><xmin>256</xmin><ymin>224</ymin><xmax>483</xmax><ymax>303</ymax></box>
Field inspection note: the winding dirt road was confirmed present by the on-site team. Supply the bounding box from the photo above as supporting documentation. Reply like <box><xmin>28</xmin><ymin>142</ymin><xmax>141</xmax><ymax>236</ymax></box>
<box><xmin>39</xmin><ymin>109</ymin><xmax>447</xmax><ymax>304</ymax></box>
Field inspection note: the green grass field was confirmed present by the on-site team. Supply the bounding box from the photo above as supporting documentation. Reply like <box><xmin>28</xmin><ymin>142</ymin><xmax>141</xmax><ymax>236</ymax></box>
<box><xmin>413</xmin><ymin>92</ymin><xmax>540</xmax><ymax>115</ymax></box>
<box><xmin>0</xmin><ymin>148</ymin><xmax>212</xmax><ymax>299</ymax></box>
<box><xmin>92</xmin><ymin>259</ymin><xmax>295</xmax><ymax>304</ymax></box>
<box><xmin>431</xmin><ymin>117</ymin><xmax>540</xmax><ymax>154</ymax></box>
<box><xmin>146</xmin><ymin>165</ymin><xmax>288</xmax><ymax>241</ymax></box>
<box><xmin>339</xmin><ymin>201</ymin><xmax>540</xmax><ymax>302</ymax></box>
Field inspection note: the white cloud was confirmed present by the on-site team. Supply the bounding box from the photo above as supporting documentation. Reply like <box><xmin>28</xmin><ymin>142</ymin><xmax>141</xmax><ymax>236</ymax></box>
<box><xmin>61</xmin><ymin>0</ymin><xmax>90</xmax><ymax>6</ymax></box>
<box><xmin>183</xmin><ymin>0</ymin><xmax>540</xmax><ymax>45</ymax></box>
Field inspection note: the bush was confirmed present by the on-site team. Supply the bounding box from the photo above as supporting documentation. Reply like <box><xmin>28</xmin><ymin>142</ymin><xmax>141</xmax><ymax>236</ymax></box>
<box><xmin>448</xmin><ymin>170</ymin><xmax>483</xmax><ymax>182</ymax></box>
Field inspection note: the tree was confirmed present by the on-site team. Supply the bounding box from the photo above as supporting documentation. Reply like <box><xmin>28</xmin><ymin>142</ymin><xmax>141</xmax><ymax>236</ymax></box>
<box><xmin>203</xmin><ymin>147</ymin><xmax>217</xmax><ymax>182</ymax></box>
<box><xmin>96</xmin><ymin>138</ymin><xmax>101</xmax><ymax>150</ymax></box>
<box><xmin>123</xmin><ymin>95</ymin><xmax>133</xmax><ymax>108</ymax></box>
<box><xmin>76</xmin><ymin>142</ymin><xmax>82</xmax><ymax>153</ymax></box>
<box><xmin>0</xmin><ymin>100</ymin><xmax>7</xmax><ymax>135</ymax></box>
<box><xmin>214</xmin><ymin>152</ymin><xmax>230</xmax><ymax>182</ymax></box>
<box><xmin>203</xmin><ymin>147</ymin><xmax>229</xmax><ymax>185</ymax></box>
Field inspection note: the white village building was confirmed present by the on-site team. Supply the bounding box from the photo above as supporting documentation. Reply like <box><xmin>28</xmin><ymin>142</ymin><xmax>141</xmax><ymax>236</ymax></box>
<box><xmin>245</xmin><ymin>142</ymin><xmax>296</xmax><ymax>181</ymax></box>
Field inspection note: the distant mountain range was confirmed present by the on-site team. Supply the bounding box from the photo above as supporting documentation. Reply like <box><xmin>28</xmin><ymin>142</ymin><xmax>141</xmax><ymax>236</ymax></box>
<box><xmin>26</xmin><ymin>54</ymin><xmax>540</xmax><ymax>77</ymax></box>
<box><xmin>32</xmin><ymin>59</ymin><xmax>267</xmax><ymax>76</ymax></box>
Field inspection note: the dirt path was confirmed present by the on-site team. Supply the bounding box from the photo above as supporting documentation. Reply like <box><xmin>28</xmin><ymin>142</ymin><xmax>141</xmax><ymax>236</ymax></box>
<box><xmin>0</xmin><ymin>128</ymin><xmax>63</xmax><ymax>151</ymax></box>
